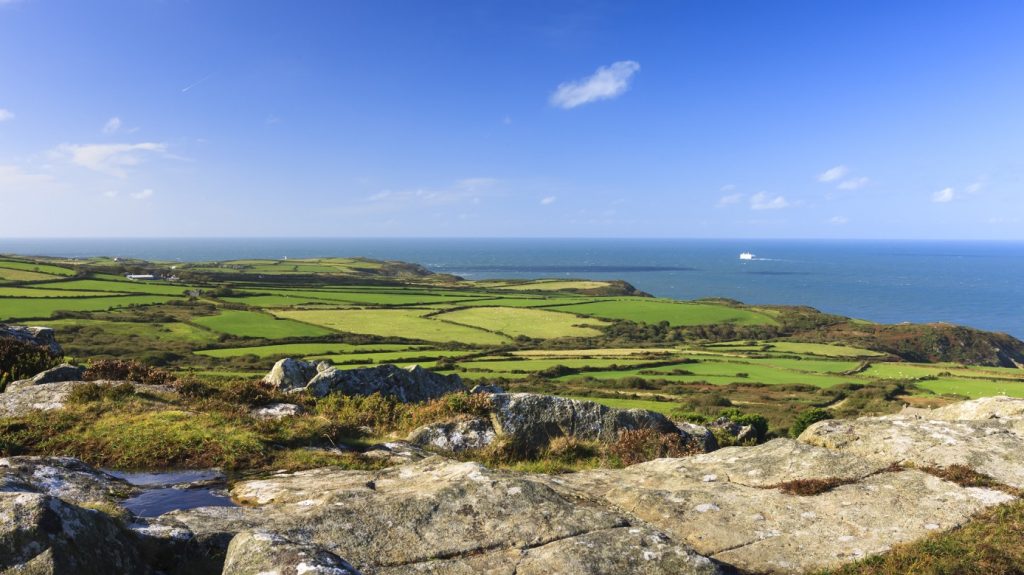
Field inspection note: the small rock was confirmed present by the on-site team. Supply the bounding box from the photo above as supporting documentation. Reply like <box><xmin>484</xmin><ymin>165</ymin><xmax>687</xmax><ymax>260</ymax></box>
<box><xmin>407</xmin><ymin>418</ymin><xmax>497</xmax><ymax>452</ymax></box>
<box><xmin>262</xmin><ymin>358</ymin><xmax>317</xmax><ymax>392</ymax></box>
<box><xmin>306</xmin><ymin>364</ymin><xmax>464</xmax><ymax>402</ymax></box>
<box><xmin>0</xmin><ymin>324</ymin><xmax>62</xmax><ymax>355</ymax></box>
<box><xmin>250</xmin><ymin>402</ymin><xmax>305</xmax><ymax>420</ymax></box>
<box><xmin>470</xmin><ymin>383</ymin><xmax>506</xmax><ymax>394</ymax></box>
<box><xmin>223</xmin><ymin>531</ymin><xmax>360</xmax><ymax>575</ymax></box>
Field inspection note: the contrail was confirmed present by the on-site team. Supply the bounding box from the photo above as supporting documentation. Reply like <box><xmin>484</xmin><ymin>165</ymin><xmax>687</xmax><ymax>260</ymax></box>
<box><xmin>181</xmin><ymin>73</ymin><xmax>213</xmax><ymax>93</ymax></box>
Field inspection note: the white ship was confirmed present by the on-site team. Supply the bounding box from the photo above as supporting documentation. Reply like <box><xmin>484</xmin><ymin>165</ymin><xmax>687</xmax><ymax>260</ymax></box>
<box><xmin>739</xmin><ymin>252</ymin><xmax>754</xmax><ymax>260</ymax></box>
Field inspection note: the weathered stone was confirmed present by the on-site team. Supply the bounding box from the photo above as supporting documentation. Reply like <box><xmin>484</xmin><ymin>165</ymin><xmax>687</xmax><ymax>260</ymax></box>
<box><xmin>0</xmin><ymin>324</ymin><xmax>62</xmax><ymax>355</ymax></box>
<box><xmin>901</xmin><ymin>395</ymin><xmax>1024</xmax><ymax>421</ymax></box>
<box><xmin>677</xmin><ymin>421</ymin><xmax>718</xmax><ymax>452</ymax></box>
<box><xmin>250</xmin><ymin>402</ymin><xmax>305</xmax><ymax>420</ymax></box>
<box><xmin>0</xmin><ymin>456</ymin><xmax>138</xmax><ymax>508</ymax></box>
<box><xmin>168</xmin><ymin>457</ymin><xmax>721</xmax><ymax>574</ymax></box>
<box><xmin>0</xmin><ymin>380</ymin><xmax>172</xmax><ymax>417</ymax></box>
<box><xmin>489</xmin><ymin>393</ymin><xmax>684</xmax><ymax>447</ymax></box>
<box><xmin>223</xmin><ymin>531</ymin><xmax>360</xmax><ymax>575</ymax></box>
<box><xmin>0</xmin><ymin>492</ymin><xmax>152</xmax><ymax>574</ymax></box>
<box><xmin>6</xmin><ymin>364</ymin><xmax>85</xmax><ymax>391</ymax></box>
<box><xmin>306</xmin><ymin>364</ymin><xmax>464</xmax><ymax>402</ymax></box>
<box><xmin>407</xmin><ymin>417</ymin><xmax>496</xmax><ymax>452</ymax></box>
<box><xmin>361</xmin><ymin>441</ymin><xmax>431</xmax><ymax>465</ymax></box>
<box><xmin>546</xmin><ymin>452</ymin><xmax>1013</xmax><ymax>574</ymax></box>
<box><xmin>799</xmin><ymin>415</ymin><xmax>1024</xmax><ymax>488</ymax></box>
<box><xmin>470</xmin><ymin>383</ymin><xmax>506</xmax><ymax>394</ymax></box>
<box><xmin>262</xmin><ymin>358</ymin><xmax>317</xmax><ymax>392</ymax></box>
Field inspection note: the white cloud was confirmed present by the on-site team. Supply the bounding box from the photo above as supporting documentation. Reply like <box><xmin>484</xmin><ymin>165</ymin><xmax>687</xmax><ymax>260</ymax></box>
<box><xmin>102</xmin><ymin>117</ymin><xmax>122</xmax><ymax>134</ymax></box>
<box><xmin>0</xmin><ymin>108</ymin><xmax>13</xmax><ymax>122</ymax></box>
<box><xmin>750</xmin><ymin>191</ymin><xmax>788</xmax><ymax>210</ymax></box>
<box><xmin>103</xmin><ymin>190</ymin><xmax>119</xmax><ymax>198</ymax></box>
<box><xmin>0</xmin><ymin>164</ymin><xmax>55</xmax><ymax>191</ymax></box>
<box><xmin>837</xmin><ymin>177</ymin><xmax>869</xmax><ymax>190</ymax></box>
<box><xmin>829</xmin><ymin>215</ymin><xmax>849</xmax><ymax>225</ymax></box>
<box><xmin>130</xmin><ymin>188</ymin><xmax>154</xmax><ymax>200</ymax></box>
<box><xmin>550</xmin><ymin>60</ymin><xmax>640</xmax><ymax>109</ymax></box>
<box><xmin>966</xmin><ymin>180</ymin><xmax>984</xmax><ymax>194</ymax></box>
<box><xmin>716</xmin><ymin>193</ymin><xmax>743</xmax><ymax>207</ymax></box>
<box><xmin>932</xmin><ymin>187</ymin><xmax>955</xmax><ymax>203</ymax></box>
<box><xmin>540</xmin><ymin>196</ymin><xmax>557</xmax><ymax>205</ymax></box>
<box><xmin>55</xmin><ymin>142</ymin><xmax>167</xmax><ymax>177</ymax></box>
<box><xmin>456</xmin><ymin>177</ymin><xmax>498</xmax><ymax>192</ymax></box>
<box><xmin>817</xmin><ymin>165</ymin><xmax>848</xmax><ymax>183</ymax></box>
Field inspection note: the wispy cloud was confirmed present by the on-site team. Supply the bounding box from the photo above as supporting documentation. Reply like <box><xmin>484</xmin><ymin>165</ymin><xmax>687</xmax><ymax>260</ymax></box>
<box><xmin>54</xmin><ymin>142</ymin><xmax>167</xmax><ymax>177</ymax></box>
<box><xmin>456</xmin><ymin>177</ymin><xmax>498</xmax><ymax>192</ymax></box>
<box><xmin>932</xmin><ymin>187</ymin><xmax>955</xmax><ymax>203</ymax></box>
<box><xmin>130</xmin><ymin>188</ymin><xmax>154</xmax><ymax>200</ymax></box>
<box><xmin>716</xmin><ymin>193</ymin><xmax>743</xmax><ymax>207</ymax></box>
<box><xmin>102</xmin><ymin>117</ymin><xmax>122</xmax><ymax>134</ymax></box>
<box><xmin>181</xmin><ymin>73</ymin><xmax>213</xmax><ymax>93</ymax></box>
<box><xmin>966</xmin><ymin>179</ymin><xmax>985</xmax><ymax>195</ymax></box>
<box><xmin>540</xmin><ymin>196</ymin><xmax>557</xmax><ymax>205</ymax></box>
<box><xmin>837</xmin><ymin>177</ymin><xmax>869</xmax><ymax>190</ymax></box>
<box><xmin>550</xmin><ymin>60</ymin><xmax>640</xmax><ymax>109</ymax></box>
<box><xmin>103</xmin><ymin>190</ymin><xmax>119</xmax><ymax>198</ymax></box>
<box><xmin>750</xmin><ymin>191</ymin><xmax>788</xmax><ymax>210</ymax></box>
<box><xmin>0</xmin><ymin>164</ymin><xmax>55</xmax><ymax>190</ymax></box>
<box><xmin>817</xmin><ymin>165</ymin><xmax>848</xmax><ymax>183</ymax></box>
<box><xmin>0</xmin><ymin>108</ymin><xmax>13</xmax><ymax>122</ymax></box>
<box><xmin>828</xmin><ymin>215</ymin><xmax>849</xmax><ymax>225</ymax></box>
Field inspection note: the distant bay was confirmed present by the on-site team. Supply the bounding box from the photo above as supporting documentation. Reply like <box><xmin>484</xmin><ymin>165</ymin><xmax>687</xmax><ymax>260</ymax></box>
<box><xmin>2</xmin><ymin>237</ymin><xmax>1022</xmax><ymax>338</ymax></box>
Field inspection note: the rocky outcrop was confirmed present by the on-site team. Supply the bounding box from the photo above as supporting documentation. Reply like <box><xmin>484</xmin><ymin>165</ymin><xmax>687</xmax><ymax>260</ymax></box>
<box><xmin>0</xmin><ymin>380</ymin><xmax>173</xmax><ymax>417</ymax></box>
<box><xmin>0</xmin><ymin>324</ymin><xmax>62</xmax><ymax>355</ymax></box>
<box><xmin>164</xmin><ymin>457</ymin><xmax>722</xmax><ymax>575</ymax></box>
<box><xmin>262</xmin><ymin>358</ymin><xmax>318</xmax><ymax>392</ymax></box>
<box><xmin>306</xmin><ymin>364</ymin><xmax>464</xmax><ymax>402</ymax></box>
<box><xmin>489</xmin><ymin>392</ymin><xmax>683</xmax><ymax>447</ymax></box>
<box><xmin>1</xmin><ymin>456</ymin><xmax>139</xmax><ymax>507</ymax></box>
<box><xmin>677</xmin><ymin>421</ymin><xmax>718</xmax><ymax>452</ymax></box>
<box><xmin>407</xmin><ymin>417</ymin><xmax>497</xmax><ymax>452</ymax></box>
<box><xmin>6</xmin><ymin>363</ymin><xmax>85</xmax><ymax>391</ymax></box>
<box><xmin>470</xmin><ymin>383</ymin><xmax>505</xmax><ymax>394</ymax></box>
<box><xmin>223</xmin><ymin>531</ymin><xmax>360</xmax><ymax>575</ymax></box>
<box><xmin>261</xmin><ymin>361</ymin><xmax>465</xmax><ymax>402</ymax></box>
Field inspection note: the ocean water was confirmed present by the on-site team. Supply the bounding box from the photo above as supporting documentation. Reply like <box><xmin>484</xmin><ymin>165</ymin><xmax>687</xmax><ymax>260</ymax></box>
<box><xmin>2</xmin><ymin>238</ymin><xmax>1022</xmax><ymax>338</ymax></box>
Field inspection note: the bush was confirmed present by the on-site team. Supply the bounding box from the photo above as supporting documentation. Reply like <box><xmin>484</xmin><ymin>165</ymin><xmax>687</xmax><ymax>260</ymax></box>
<box><xmin>718</xmin><ymin>408</ymin><xmax>769</xmax><ymax>443</ymax></box>
<box><xmin>66</xmin><ymin>382</ymin><xmax>136</xmax><ymax>404</ymax></box>
<box><xmin>83</xmin><ymin>359</ymin><xmax>175</xmax><ymax>386</ymax></box>
<box><xmin>0</xmin><ymin>338</ymin><xmax>60</xmax><ymax>391</ymax></box>
<box><xmin>789</xmin><ymin>407</ymin><xmax>833</xmax><ymax>438</ymax></box>
<box><xmin>609</xmin><ymin>428</ymin><xmax>702</xmax><ymax>466</ymax></box>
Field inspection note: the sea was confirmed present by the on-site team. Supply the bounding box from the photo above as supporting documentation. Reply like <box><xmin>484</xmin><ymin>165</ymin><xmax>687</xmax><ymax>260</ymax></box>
<box><xmin>2</xmin><ymin>238</ymin><xmax>1022</xmax><ymax>339</ymax></box>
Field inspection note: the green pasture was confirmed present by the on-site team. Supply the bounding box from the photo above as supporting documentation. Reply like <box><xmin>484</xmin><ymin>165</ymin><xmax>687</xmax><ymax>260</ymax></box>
<box><xmin>434</xmin><ymin>306</ymin><xmax>609</xmax><ymax>339</ymax></box>
<box><xmin>0</xmin><ymin>287</ymin><xmax>126</xmax><ymax>298</ymax></box>
<box><xmin>34</xmin><ymin>279</ymin><xmax>192</xmax><ymax>296</ymax></box>
<box><xmin>47</xmin><ymin>318</ymin><xmax>220</xmax><ymax>345</ymax></box>
<box><xmin>0</xmin><ymin>295</ymin><xmax>177</xmax><ymax>321</ymax></box>
<box><xmin>191</xmin><ymin>309</ymin><xmax>334</xmax><ymax>339</ymax></box>
<box><xmin>708</xmin><ymin>341</ymin><xmax>885</xmax><ymax>358</ymax></box>
<box><xmin>272</xmin><ymin>309</ymin><xmax>509</xmax><ymax>345</ymax></box>
<box><xmin>0</xmin><ymin>259</ymin><xmax>76</xmax><ymax>276</ymax></box>
<box><xmin>913</xmin><ymin>378</ymin><xmax>1024</xmax><ymax>399</ymax></box>
<box><xmin>564</xmin><ymin>395</ymin><xmax>681</xmax><ymax>415</ymax></box>
<box><xmin>195</xmin><ymin>342</ymin><xmax>421</xmax><ymax>359</ymax></box>
<box><xmin>550</xmin><ymin>299</ymin><xmax>779</xmax><ymax>326</ymax></box>
<box><xmin>458</xmin><ymin>357</ymin><xmax>654</xmax><ymax>373</ymax></box>
<box><xmin>0</xmin><ymin>267</ymin><xmax>64</xmax><ymax>282</ymax></box>
<box><xmin>512</xmin><ymin>348</ymin><xmax>677</xmax><ymax>357</ymax></box>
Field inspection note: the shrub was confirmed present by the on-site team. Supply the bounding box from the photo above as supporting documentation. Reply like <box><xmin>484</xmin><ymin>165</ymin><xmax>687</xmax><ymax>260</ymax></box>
<box><xmin>66</xmin><ymin>382</ymin><xmax>136</xmax><ymax>404</ymax></box>
<box><xmin>83</xmin><ymin>359</ymin><xmax>175</xmax><ymax>386</ymax></box>
<box><xmin>718</xmin><ymin>408</ymin><xmax>769</xmax><ymax>443</ymax></box>
<box><xmin>789</xmin><ymin>407</ymin><xmax>833</xmax><ymax>438</ymax></box>
<box><xmin>609</xmin><ymin>428</ymin><xmax>702</xmax><ymax>466</ymax></box>
<box><xmin>0</xmin><ymin>338</ymin><xmax>60</xmax><ymax>391</ymax></box>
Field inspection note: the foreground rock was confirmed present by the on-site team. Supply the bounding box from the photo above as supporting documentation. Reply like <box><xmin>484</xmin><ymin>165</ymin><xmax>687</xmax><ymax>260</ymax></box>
<box><xmin>1</xmin><ymin>456</ymin><xmax>139</xmax><ymax>507</ymax></box>
<box><xmin>0</xmin><ymin>324</ymin><xmax>62</xmax><ymax>355</ymax></box>
<box><xmin>0</xmin><ymin>380</ymin><xmax>174</xmax><ymax>417</ymax></box>
<box><xmin>223</xmin><ymin>531</ymin><xmax>360</xmax><ymax>575</ymax></box>
<box><xmin>489</xmin><ymin>392</ymin><xmax>687</xmax><ymax>447</ymax></box>
<box><xmin>263</xmin><ymin>361</ymin><xmax>465</xmax><ymax>402</ymax></box>
<box><xmin>162</xmin><ymin>457</ymin><xmax>722</xmax><ymax>575</ymax></box>
<box><xmin>407</xmin><ymin>417</ymin><xmax>497</xmax><ymax>452</ymax></box>
<box><xmin>6</xmin><ymin>363</ymin><xmax>85</xmax><ymax>391</ymax></box>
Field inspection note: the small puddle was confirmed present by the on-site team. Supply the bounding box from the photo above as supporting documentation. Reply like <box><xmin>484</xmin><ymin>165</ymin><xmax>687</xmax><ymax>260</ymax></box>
<box><xmin>106</xmin><ymin>469</ymin><xmax>237</xmax><ymax>518</ymax></box>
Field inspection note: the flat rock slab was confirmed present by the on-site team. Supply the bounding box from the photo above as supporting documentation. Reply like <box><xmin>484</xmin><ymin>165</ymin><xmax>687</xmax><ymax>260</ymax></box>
<box><xmin>548</xmin><ymin>450</ymin><xmax>1012</xmax><ymax>575</ymax></box>
<box><xmin>799</xmin><ymin>415</ymin><xmax>1024</xmax><ymax>488</ymax></box>
<box><xmin>0</xmin><ymin>456</ymin><xmax>138</xmax><ymax>508</ymax></box>
<box><xmin>167</xmin><ymin>457</ymin><xmax>722</xmax><ymax>575</ymax></box>
<box><xmin>0</xmin><ymin>380</ymin><xmax>174</xmax><ymax>417</ymax></box>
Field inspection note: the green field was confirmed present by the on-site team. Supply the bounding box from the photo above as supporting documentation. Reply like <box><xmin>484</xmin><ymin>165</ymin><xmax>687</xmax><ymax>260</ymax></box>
<box><xmin>273</xmin><ymin>309</ymin><xmax>510</xmax><ymax>345</ymax></box>
<box><xmin>33</xmin><ymin>279</ymin><xmax>192</xmax><ymax>296</ymax></box>
<box><xmin>0</xmin><ymin>259</ymin><xmax>76</xmax><ymax>276</ymax></box>
<box><xmin>0</xmin><ymin>267</ymin><xmax>65</xmax><ymax>282</ymax></box>
<box><xmin>434</xmin><ymin>306</ymin><xmax>609</xmax><ymax>339</ymax></box>
<box><xmin>551</xmin><ymin>299</ymin><xmax>779</xmax><ymax>326</ymax></box>
<box><xmin>195</xmin><ymin>342</ymin><xmax>420</xmax><ymax>358</ymax></box>
<box><xmin>0</xmin><ymin>287</ymin><xmax>128</xmax><ymax>298</ymax></box>
<box><xmin>0</xmin><ymin>295</ymin><xmax>177</xmax><ymax>321</ymax></box>
<box><xmin>191</xmin><ymin>310</ymin><xmax>334</xmax><ymax>339</ymax></box>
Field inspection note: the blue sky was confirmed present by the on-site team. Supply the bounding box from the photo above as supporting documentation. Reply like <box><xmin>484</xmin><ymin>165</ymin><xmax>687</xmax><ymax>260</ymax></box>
<box><xmin>1</xmin><ymin>0</ymin><xmax>1022</xmax><ymax>238</ymax></box>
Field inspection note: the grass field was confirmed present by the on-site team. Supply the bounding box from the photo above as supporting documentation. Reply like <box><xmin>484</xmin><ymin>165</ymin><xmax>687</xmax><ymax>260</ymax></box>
<box><xmin>191</xmin><ymin>309</ymin><xmax>334</xmax><ymax>339</ymax></box>
<box><xmin>0</xmin><ymin>259</ymin><xmax>76</xmax><ymax>276</ymax></box>
<box><xmin>500</xmin><ymin>280</ymin><xmax>613</xmax><ymax>291</ymax></box>
<box><xmin>272</xmin><ymin>308</ymin><xmax>510</xmax><ymax>345</ymax></box>
<box><xmin>0</xmin><ymin>287</ymin><xmax>128</xmax><ymax>298</ymax></box>
<box><xmin>434</xmin><ymin>306</ymin><xmax>609</xmax><ymax>339</ymax></box>
<box><xmin>195</xmin><ymin>342</ymin><xmax>420</xmax><ymax>358</ymax></box>
<box><xmin>33</xmin><ymin>279</ymin><xmax>192</xmax><ymax>296</ymax></box>
<box><xmin>0</xmin><ymin>295</ymin><xmax>177</xmax><ymax>321</ymax></box>
<box><xmin>551</xmin><ymin>299</ymin><xmax>779</xmax><ymax>326</ymax></box>
<box><xmin>0</xmin><ymin>267</ymin><xmax>65</xmax><ymax>282</ymax></box>
<box><xmin>709</xmin><ymin>341</ymin><xmax>886</xmax><ymax>357</ymax></box>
